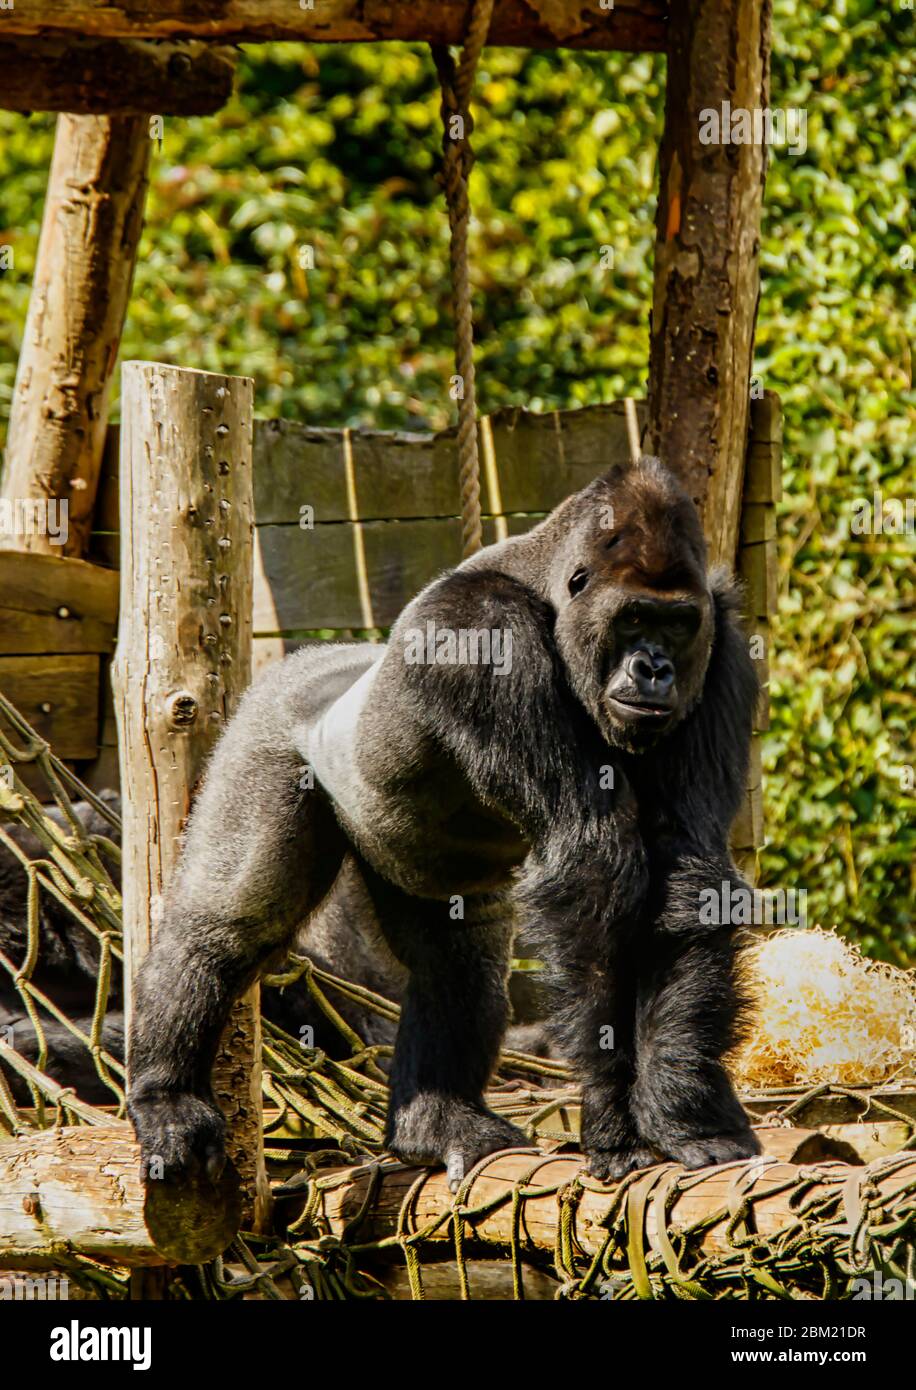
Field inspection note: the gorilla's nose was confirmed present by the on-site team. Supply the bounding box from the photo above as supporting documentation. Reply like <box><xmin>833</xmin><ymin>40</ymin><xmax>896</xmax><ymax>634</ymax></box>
<box><xmin>627</xmin><ymin>650</ymin><xmax>675</xmax><ymax>701</ymax></box>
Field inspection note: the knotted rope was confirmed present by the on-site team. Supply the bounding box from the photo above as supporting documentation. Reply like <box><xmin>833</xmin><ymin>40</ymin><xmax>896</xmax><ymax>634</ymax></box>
<box><xmin>431</xmin><ymin>0</ymin><xmax>496</xmax><ymax>557</ymax></box>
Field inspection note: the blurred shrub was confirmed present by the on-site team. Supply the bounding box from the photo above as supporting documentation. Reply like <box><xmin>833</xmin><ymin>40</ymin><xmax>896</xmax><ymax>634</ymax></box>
<box><xmin>0</xmin><ymin>1</ymin><xmax>911</xmax><ymax>957</ymax></box>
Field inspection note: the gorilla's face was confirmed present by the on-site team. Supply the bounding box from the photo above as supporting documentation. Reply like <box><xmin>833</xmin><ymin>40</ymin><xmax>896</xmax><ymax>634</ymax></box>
<box><xmin>550</xmin><ymin>459</ymin><xmax>715</xmax><ymax>751</ymax></box>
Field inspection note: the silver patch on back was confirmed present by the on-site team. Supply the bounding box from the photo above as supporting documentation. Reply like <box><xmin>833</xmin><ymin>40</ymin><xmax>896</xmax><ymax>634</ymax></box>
<box><xmin>303</xmin><ymin>659</ymin><xmax>381</xmax><ymax>829</ymax></box>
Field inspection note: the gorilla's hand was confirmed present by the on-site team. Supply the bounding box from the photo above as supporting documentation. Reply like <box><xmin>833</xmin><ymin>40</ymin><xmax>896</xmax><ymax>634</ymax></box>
<box><xmin>128</xmin><ymin>1087</ymin><xmax>226</xmax><ymax>1184</ymax></box>
<box><xmin>386</xmin><ymin>1095</ymin><xmax>532</xmax><ymax>1192</ymax></box>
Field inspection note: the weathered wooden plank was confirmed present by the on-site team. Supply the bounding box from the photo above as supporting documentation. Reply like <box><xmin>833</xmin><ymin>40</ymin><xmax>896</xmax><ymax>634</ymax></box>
<box><xmin>254</xmin><ymin>514</ymin><xmax>536</xmax><ymax>633</ymax></box>
<box><xmin>740</xmin><ymin>503</ymin><xmax>776</xmax><ymax>546</ymax></box>
<box><xmin>743</xmin><ymin>439</ymin><xmax>783</xmax><ymax>505</ymax></box>
<box><xmin>253</xmin><ymin>405</ymin><xmax>638</xmax><ymax>524</ymax></box>
<box><xmin>0</xmin><ymin>552</ymin><xmax>118</xmax><ymax>655</ymax></box>
<box><xmin>0</xmin><ymin>38</ymin><xmax>235</xmax><ymax>114</ymax></box>
<box><xmin>0</xmin><ymin>655</ymin><xmax>99</xmax><ymax>759</ymax></box>
<box><xmin>95</xmin><ymin>405</ymin><xmax>638</xmax><ymax>536</ymax></box>
<box><xmin>740</xmin><ymin>537</ymin><xmax>778</xmax><ymax>622</ymax></box>
<box><xmin>730</xmin><ymin>734</ymin><xmax>763</xmax><ymax>852</ymax></box>
<box><xmin>741</xmin><ymin>1083</ymin><xmax>916</xmax><ymax>1128</ymax></box>
<box><xmin>746</xmin><ymin>617</ymin><xmax>770</xmax><ymax>731</ymax></box>
<box><xmin>0</xmin><ymin>2</ymin><xmax>668</xmax><ymax>52</ymax></box>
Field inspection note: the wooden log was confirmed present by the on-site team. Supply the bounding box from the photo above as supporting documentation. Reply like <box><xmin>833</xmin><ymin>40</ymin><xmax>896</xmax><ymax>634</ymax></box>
<box><xmin>111</xmin><ymin>361</ymin><xmax>269</xmax><ymax>1238</ymax></box>
<box><xmin>0</xmin><ymin>1126</ymin><xmax>240</xmax><ymax>1269</ymax></box>
<box><xmin>0</xmin><ymin>2</ymin><xmax>668</xmax><ymax>52</ymax></box>
<box><xmin>3</xmin><ymin>1126</ymin><xmax>907</xmax><ymax>1272</ymax></box>
<box><xmin>0</xmin><ymin>39</ymin><xmax>235</xmax><ymax>115</ymax></box>
<box><xmin>645</xmin><ymin>0</ymin><xmax>772</xmax><ymax>567</ymax></box>
<box><xmin>317</xmin><ymin>1149</ymin><xmax>916</xmax><ymax>1264</ymax></box>
<box><xmin>0</xmin><ymin>116</ymin><xmax>150</xmax><ymax>559</ymax></box>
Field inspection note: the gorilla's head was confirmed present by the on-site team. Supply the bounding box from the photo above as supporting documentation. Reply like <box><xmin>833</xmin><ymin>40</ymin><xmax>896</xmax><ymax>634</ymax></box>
<box><xmin>546</xmin><ymin>456</ymin><xmax>714</xmax><ymax>751</ymax></box>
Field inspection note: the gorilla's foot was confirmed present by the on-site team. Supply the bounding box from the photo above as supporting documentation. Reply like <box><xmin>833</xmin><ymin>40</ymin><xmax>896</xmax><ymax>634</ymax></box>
<box><xmin>586</xmin><ymin>1143</ymin><xmax>660</xmax><ymax>1183</ymax></box>
<box><xmin>651</xmin><ymin>1127</ymin><xmax>761</xmax><ymax>1171</ymax></box>
<box><xmin>386</xmin><ymin>1095</ymin><xmax>532</xmax><ymax>1192</ymax></box>
<box><xmin>128</xmin><ymin>1087</ymin><xmax>226</xmax><ymax>1183</ymax></box>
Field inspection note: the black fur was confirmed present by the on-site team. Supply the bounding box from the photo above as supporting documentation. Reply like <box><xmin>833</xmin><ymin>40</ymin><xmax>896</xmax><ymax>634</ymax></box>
<box><xmin>125</xmin><ymin>457</ymin><xmax>761</xmax><ymax>1188</ymax></box>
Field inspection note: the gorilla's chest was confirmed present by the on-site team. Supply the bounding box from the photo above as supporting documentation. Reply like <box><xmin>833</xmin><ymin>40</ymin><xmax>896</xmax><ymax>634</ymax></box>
<box><xmin>304</xmin><ymin>662</ymin><xmax>528</xmax><ymax>898</ymax></box>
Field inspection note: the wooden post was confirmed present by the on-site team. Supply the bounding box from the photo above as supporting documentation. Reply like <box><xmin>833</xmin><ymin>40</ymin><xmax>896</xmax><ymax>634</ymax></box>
<box><xmin>0</xmin><ymin>114</ymin><xmax>150</xmax><ymax>558</ymax></box>
<box><xmin>646</xmin><ymin>0</ymin><xmax>772</xmax><ymax>568</ymax></box>
<box><xmin>111</xmin><ymin>361</ymin><xmax>269</xmax><ymax>1236</ymax></box>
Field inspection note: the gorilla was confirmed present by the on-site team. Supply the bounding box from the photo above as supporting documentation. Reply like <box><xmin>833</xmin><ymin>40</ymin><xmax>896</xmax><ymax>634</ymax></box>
<box><xmin>128</xmin><ymin>456</ymin><xmax>761</xmax><ymax>1188</ymax></box>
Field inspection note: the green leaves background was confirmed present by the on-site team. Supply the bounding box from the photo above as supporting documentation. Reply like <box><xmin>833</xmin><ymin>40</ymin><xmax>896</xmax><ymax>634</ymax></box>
<box><xmin>0</xmin><ymin>1</ymin><xmax>912</xmax><ymax>957</ymax></box>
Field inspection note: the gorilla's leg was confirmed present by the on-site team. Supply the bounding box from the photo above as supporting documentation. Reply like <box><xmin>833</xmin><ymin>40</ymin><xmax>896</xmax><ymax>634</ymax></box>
<box><xmin>631</xmin><ymin>887</ymin><xmax>759</xmax><ymax>1168</ymax></box>
<box><xmin>361</xmin><ymin>867</ymin><xmax>527</xmax><ymax>1191</ymax></box>
<box><xmin>128</xmin><ymin>692</ymin><xmax>348</xmax><ymax>1180</ymax></box>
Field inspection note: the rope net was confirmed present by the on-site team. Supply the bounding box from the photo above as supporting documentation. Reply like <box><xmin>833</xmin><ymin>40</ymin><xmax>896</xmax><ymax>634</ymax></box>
<box><xmin>0</xmin><ymin>690</ymin><xmax>913</xmax><ymax>1300</ymax></box>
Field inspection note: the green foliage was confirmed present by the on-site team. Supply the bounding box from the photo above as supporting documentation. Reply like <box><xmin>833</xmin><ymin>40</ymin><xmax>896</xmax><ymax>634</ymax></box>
<box><xmin>0</xmin><ymin>2</ymin><xmax>911</xmax><ymax>955</ymax></box>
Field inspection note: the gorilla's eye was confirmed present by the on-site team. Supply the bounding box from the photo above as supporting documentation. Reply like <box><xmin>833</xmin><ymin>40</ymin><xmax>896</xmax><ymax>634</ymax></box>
<box><xmin>568</xmin><ymin>567</ymin><xmax>590</xmax><ymax>596</ymax></box>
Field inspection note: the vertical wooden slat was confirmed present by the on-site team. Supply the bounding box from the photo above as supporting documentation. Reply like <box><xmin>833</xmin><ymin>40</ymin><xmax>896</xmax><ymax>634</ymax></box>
<box><xmin>732</xmin><ymin>393</ymin><xmax>782</xmax><ymax>878</ymax></box>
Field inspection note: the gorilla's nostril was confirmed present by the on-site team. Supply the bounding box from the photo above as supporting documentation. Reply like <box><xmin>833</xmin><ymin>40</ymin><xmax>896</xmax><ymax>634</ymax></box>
<box><xmin>627</xmin><ymin>651</ymin><xmax>674</xmax><ymax>696</ymax></box>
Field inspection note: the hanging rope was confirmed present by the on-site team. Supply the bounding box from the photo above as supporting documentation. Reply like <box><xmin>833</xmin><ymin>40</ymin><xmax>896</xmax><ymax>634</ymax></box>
<box><xmin>431</xmin><ymin>0</ymin><xmax>496</xmax><ymax>557</ymax></box>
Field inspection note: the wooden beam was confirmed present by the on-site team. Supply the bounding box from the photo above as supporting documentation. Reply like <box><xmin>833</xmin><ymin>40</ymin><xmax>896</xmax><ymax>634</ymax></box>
<box><xmin>645</xmin><ymin>0</ymin><xmax>772</xmax><ymax>567</ymax></box>
<box><xmin>0</xmin><ymin>115</ymin><xmax>150</xmax><ymax>559</ymax></box>
<box><xmin>111</xmin><ymin>361</ymin><xmax>269</xmax><ymax>1238</ymax></box>
<box><xmin>0</xmin><ymin>39</ymin><xmax>235</xmax><ymax>115</ymax></box>
<box><xmin>0</xmin><ymin>1</ymin><xmax>667</xmax><ymax>51</ymax></box>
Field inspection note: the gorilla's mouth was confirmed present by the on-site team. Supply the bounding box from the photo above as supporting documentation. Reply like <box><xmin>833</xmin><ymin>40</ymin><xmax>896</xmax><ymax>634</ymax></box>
<box><xmin>605</xmin><ymin>694</ymin><xmax>674</xmax><ymax>724</ymax></box>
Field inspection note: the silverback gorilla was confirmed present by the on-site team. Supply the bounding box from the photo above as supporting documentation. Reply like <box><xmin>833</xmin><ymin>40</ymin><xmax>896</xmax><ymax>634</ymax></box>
<box><xmin>129</xmin><ymin>456</ymin><xmax>761</xmax><ymax>1188</ymax></box>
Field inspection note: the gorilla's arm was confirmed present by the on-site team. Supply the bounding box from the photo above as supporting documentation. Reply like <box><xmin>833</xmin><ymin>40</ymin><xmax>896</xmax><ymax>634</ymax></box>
<box><xmin>128</xmin><ymin>658</ymin><xmax>353</xmax><ymax>1179</ymax></box>
<box><xmin>625</xmin><ymin>575</ymin><xmax>762</xmax><ymax>1169</ymax></box>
